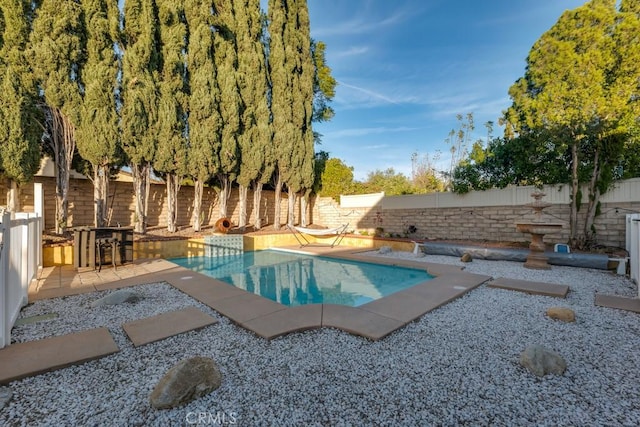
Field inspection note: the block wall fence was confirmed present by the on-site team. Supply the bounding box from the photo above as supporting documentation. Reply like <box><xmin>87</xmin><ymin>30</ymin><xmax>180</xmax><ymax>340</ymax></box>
<box><xmin>2</xmin><ymin>176</ymin><xmax>639</xmax><ymax>249</ymax></box>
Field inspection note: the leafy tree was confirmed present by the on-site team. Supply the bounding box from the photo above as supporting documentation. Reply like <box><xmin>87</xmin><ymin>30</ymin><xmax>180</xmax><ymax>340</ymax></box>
<box><xmin>121</xmin><ymin>0</ymin><xmax>160</xmax><ymax>233</ymax></box>
<box><xmin>234</xmin><ymin>0</ymin><xmax>272</xmax><ymax>230</ymax></box>
<box><xmin>311</xmin><ymin>40</ymin><xmax>336</xmax><ymax>125</ymax></box>
<box><xmin>154</xmin><ymin>0</ymin><xmax>188</xmax><ymax>233</ymax></box>
<box><xmin>317</xmin><ymin>157</ymin><xmax>356</xmax><ymax>200</ymax></box>
<box><xmin>362</xmin><ymin>168</ymin><xmax>414</xmax><ymax>196</ymax></box>
<box><xmin>504</xmin><ymin>0</ymin><xmax>640</xmax><ymax>247</ymax></box>
<box><xmin>411</xmin><ymin>152</ymin><xmax>444</xmax><ymax>193</ymax></box>
<box><xmin>77</xmin><ymin>0</ymin><xmax>121</xmax><ymax>227</ymax></box>
<box><xmin>443</xmin><ymin>113</ymin><xmax>474</xmax><ymax>190</ymax></box>
<box><xmin>30</xmin><ymin>0</ymin><xmax>85</xmax><ymax>234</ymax></box>
<box><xmin>212</xmin><ymin>0</ymin><xmax>240</xmax><ymax>219</ymax></box>
<box><xmin>452</xmin><ymin>132</ymin><xmax>571</xmax><ymax>193</ymax></box>
<box><xmin>185</xmin><ymin>0</ymin><xmax>221</xmax><ymax>232</ymax></box>
<box><xmin>0</xmin><ymin>0</ymin><xmax>42</xmax><ymax>211</ymax></box>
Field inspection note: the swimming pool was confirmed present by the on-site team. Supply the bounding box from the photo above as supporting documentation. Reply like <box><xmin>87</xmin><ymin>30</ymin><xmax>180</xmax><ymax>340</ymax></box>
<box><xmin>170</xmin><ymin>250</ymin><xmax>434</xmax><ymax>307</ymax></box>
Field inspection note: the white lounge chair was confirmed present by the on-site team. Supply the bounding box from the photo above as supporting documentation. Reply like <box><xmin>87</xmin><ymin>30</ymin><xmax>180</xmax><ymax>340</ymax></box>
<box><xmin>287</xmin><ymin>223</ymin><xmax>349</xmax><ymax>248</ymax></box>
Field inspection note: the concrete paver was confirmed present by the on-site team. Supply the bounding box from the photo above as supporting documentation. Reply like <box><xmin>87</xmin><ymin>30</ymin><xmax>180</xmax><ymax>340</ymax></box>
<box><xmin>122</xmin><ymin>307</ymin><xmax>217</xmax><ymax>347</ymax></box>
<box><xmin>488</xmin><ymin>277</ymin><xmax>569</xmax><ymax>298</ymax></box>
<box><xmin>0</xmin><ymin>328</ymin><xmax>118</xmax><ymax>385</ymax></box>
<box><xmin>595</xmin><ymin>294</ymin><xmax>640</xmax><ymax>313</ymax></box>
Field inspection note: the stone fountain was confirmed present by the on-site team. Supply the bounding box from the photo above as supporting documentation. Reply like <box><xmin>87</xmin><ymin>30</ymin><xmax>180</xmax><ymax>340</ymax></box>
<box><xmin>516</xmin><ymin>191</ymin><xmax>563</xmax><ymax>270</ymax></box>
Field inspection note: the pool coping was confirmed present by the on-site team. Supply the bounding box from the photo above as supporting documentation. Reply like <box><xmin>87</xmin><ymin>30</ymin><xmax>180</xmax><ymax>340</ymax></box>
<box><xmin>166</xmin><ymin>246</ymin><xmax>492</xmax><ymax>341</ymax></box>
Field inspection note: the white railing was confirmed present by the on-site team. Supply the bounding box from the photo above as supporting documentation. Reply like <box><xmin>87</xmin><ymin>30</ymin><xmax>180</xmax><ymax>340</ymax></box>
<box><xmin>1</xmin><ymin>210</ymin><xmax>43</xmax><ymax>348</ymax></box>
<box><xmin>627</xmin><ymin>214</ymin><xmax>640</xmax><ymax>290</ymax></box>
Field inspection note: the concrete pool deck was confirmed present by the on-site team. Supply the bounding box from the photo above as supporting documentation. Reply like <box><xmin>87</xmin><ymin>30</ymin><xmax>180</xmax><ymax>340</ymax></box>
<box><xmin>0</xmin><ymin>247</ymin><xmax>492</xmax><ymax>383</ymax></box>
<box><xmin>25</xmin><ymin>246</ymin><xmax>490</xmax><ymax>341</ymax></box>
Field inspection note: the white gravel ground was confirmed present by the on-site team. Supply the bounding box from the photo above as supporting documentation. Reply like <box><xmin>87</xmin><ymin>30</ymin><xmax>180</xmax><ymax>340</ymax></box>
<box><xmin>1</xmin><ymin>252</ymin><xmax>639</xmax><ymax>426</ymax></box>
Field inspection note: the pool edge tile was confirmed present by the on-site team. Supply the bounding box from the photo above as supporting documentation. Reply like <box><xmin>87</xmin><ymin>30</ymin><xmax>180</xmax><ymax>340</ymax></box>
<box><xmin>204</xmin><ymin>292</ymin><xmax>287</xmax><ymax>324</ymax></box>
<box><xmin>241</xmin><ymin>305</ymin><xmax>323</xmax><ymax>339</ymax></box>
<box><xmin>321</xmin><ymin>304</ymin><xmax>405</xmax><ymax>341</ymax></box>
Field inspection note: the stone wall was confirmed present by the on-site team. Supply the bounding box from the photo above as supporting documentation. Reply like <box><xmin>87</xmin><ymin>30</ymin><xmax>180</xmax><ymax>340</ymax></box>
<box><xmin>312</xmin><ymin>196</ymin><xmax>640</xmax><ymax>249</ymax></box>
<box><xmin>3</xmin><ymin>175</ymin><xmax>639</xmax><ymax>249</ymax></box>
<box><xmin>0</xmin><ymin>176</ymin><xmax>297</xmax><ymax>231</ymax></box>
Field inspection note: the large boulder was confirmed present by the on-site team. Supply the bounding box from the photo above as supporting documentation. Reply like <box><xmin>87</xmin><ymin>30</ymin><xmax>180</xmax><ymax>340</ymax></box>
<box><xmin>546</xmin><ymin>307</ymin><xmax>576</xmax><ymax>323</ymax></box>
<box><xmin>91</xmin><ymin>289</ymin><xmax>143</xmax><ymax>308</ymax></box>
<box><xmin>519</xmin><ymin>344</ymin><xmax>567</xmax><ymax>377</ymax></box>
<box><xmin>150</xmin><ymin>357</ymin><xmax>222</xmax><ymax>409</ymax></box>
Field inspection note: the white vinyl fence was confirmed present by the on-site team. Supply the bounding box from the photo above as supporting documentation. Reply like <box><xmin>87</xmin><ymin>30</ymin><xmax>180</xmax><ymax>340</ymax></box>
<box><xmin>627</xmin><ymin>214</ymin><xmax>640</xmax><ymax>292</ymax></box>
<box><xmin>1</xmin><ymin>210</ymin><xmax>43</xmax><ymax>349</ymax></box>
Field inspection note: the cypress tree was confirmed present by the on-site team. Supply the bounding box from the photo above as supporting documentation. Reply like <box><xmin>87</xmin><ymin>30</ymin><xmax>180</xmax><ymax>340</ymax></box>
<box><xmin>234</xmin><ymin>0</ymin><xmax>272</xmax><ymax>229</ymax></box>
<box><xmin>154</xmin><ymin>0</ymin><xmax>188</xmax><ymax>233</ymax></box>
<box><xmin>267</xmin><ymin>0</ymin><xmax>290</xmax><ymax>230</ymax></box>
<box><xmin>30</xmin><ymin>0</ymin><xmax>85</xmax><ymax>234</ymax></box>
<box><xmin>212</xmin><ymin>0</ymin><xmax>240</xmax><ymax>219</ymax></box>
<box><xmin>184</xmin><ymin>0</ymin><xmax>221</xmax><ymax>232</ymax></box>
<box><xmin>121</xmin><ymin>0</ymin><xmax>161</xmax><ymax>233</ymax></box>
<box><xmin>0</xmin><ymin>0</ymin><xmax>42</xmax><ymax>211</ymax></box>
<box><xmin>77</xmin><ymin>0</ymin><xmax>121</xmax><ymax>227</ymax></box>
<box><xmin>268</xmin><ymin>0</ymin><xmax>315</xmax><ymax>228</ymax></box>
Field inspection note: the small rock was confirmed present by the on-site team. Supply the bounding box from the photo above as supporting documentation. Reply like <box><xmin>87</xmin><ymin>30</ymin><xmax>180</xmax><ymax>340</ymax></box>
<box><xmin>378</xmin><ymin>246</ymin><xmax>392</xmax><ymax>254</ymax></box>
<box><xmin>519</xmin><ymin>344</ymin><xmax>567</xmax><ymax>377</ymax></box>
<box><xmin>0</xmin><ymin>386</ymin><xmax>12</xmax><ymax>411</ymax></box>
<box><xmin>546</xmin><ymin>307</ymin><xmax>576</xmax><ymax>322</ymax></box>
<box><xmin>150</xmin><ymin>357</ymin><xmax>222</xmax><ymax>409</ymax></box>
<box><xmin>91</xmin><ymin>289</ymin><xmax>143</xmax><ymax>308</ymax></box>
<box><xmin>460</xmin><ymin>253</ymin><xmax>472</xmax><ymax>263</ymax></box>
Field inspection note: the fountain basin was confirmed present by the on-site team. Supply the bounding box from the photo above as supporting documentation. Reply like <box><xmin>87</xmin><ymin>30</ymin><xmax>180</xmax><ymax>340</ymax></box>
<box><xmin>516</xmin><ymin>223</ymin><xmax>564</xmax><ymax>235</ymax></box>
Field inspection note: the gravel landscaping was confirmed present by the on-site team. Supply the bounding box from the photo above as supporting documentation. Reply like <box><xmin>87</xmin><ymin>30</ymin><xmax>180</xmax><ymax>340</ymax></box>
<box><xmin>1</xmin><ymin>252</ymin><xmax>639</xmax><ymax>426</ymax></box>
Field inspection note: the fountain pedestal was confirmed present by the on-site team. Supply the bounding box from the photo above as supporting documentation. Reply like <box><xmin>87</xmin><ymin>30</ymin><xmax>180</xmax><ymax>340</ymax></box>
<box><xmin>516</xmin><ymin>223</ymin><xmax>564</xmax><ymax>269</ymax></box>
<box><xmin>515</xmin><ymin>191</ymin><xmax>564</xmax><ymax>270</ymax></box>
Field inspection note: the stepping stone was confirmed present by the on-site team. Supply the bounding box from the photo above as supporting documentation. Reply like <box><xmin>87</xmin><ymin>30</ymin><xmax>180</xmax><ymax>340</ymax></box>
<box><xmin>488</xmin><ymin>277</ymin><xmax>569</xmax><ymax>298</ymax></box>
<box><xmin>0</xmin><ymin>328</ymin><xmax>119</xmax><ymax>384</ymax></box>
<box><xmin>595</xmin><ymin>294</ymin><xmax>640</xmax><ymax>313</ymax></box>
<box><xmin>122</xmin><ymin>307</ymin><xmax>217</xmax><ymax>347</ymax></box>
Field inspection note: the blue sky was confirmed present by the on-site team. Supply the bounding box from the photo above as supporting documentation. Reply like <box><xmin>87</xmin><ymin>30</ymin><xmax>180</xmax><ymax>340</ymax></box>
<box><xmin>306</xmin><ymin>0</ymin><xmax>588</xmax><ymax>180</ymax></box>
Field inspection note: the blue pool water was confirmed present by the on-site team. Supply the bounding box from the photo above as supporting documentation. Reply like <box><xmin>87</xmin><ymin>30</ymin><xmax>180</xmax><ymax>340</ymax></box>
<box><xmin>170</xmin><ymin>250</ymin><xmax>434</xmax><ymax>307</ymax></box>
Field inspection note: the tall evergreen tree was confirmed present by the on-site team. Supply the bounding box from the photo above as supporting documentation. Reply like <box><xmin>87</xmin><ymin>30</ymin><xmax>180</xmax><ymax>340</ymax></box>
<box><xmin>235</xmin><ymin>0</ymin><xmax>272</xmax><ymax>229</ymax></box>
<box><xmin>154</xmin><ymin>0</ymin><xmax>188</xmax><ymax>233</ymax></box>
<box><xmin>0</xmin><ymin>0</ymin><xmax>42</xmax><ymax>212</ymax></box>
<box><xmin>30</xmin><ymin>0</ymin><xmax>85</xmax><ymax>234</ymax></box>
<box><xmin>77</xmin><ymin>0</ymin><xmax>121</xmax><ymax>227</ymax></box>
<box><xmin>185</xmin><ymin>0</ymin><xmax>221</xmax><ymax>232</ymax></box>
<box><xmin>288</xmin><ymin>0</ymin><xmax>315</xmax><ymax>226</ymax></box>
<box><xmin>268</xmin><ymin>0</ymin><xmax>315</xmax><ymax>229</ymax></box>
<box><xmin>121</xmin><ymin>0</ymin><xmax>160</xmax><ymax>233</ymax></box>
<box><xmin>212</xmin><ymin>0</ymin><xmax>240</xmax><ymax>219</ymax></box>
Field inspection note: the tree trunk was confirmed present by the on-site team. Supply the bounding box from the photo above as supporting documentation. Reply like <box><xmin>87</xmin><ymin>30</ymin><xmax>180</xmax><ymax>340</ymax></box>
<box><xmin>238</xmin><ymin>184</ymin><xmax>248</xmax><ymax>230</ymax></box>
<box><xmin>253</xmin><ymin>181</ymin><xmax>263</xmax><ymax>230</ymax></box>
<box><xmin>569</xmin><ymin>141</ymin><xmax>580</xmax><ymax>247</ymax></box>
<box><xmin>49</xmin><ymin>107</ymin><xmax>75</xmax><ymax>234</ymax></box>
<box><xmin>93</xmin><ymin>164</ymin><xmax>109</xmax><ymax>227</ymax></box>
<box><xmin>166</xmin><ymin>173</ymin><xmax>180</xmax><ymax>233</ymax></box>
<box><xmin>217</xmin><ymin>174</ymin><xmax>231</xmax><ymax>219</ymax></box>
<box><xmin>6</xmin><ymin>179</ymin><xmax>20</xmax><ymax>213</ymax></box>
<box><xmin>300</xmin><ymin>191</ymin><xmax>308</xmax><ymax>227</ymax></box>
<box><xmin>131</xmin><ymin>162</ymin><xmax>150</xmax><ymax>233</ymax></box>
<box><xmin>287</xmin><ymin>191</ymin><xmax>296</xmax><ymax>227</ymax></box>
<box><xmin>273</xmin><ymin>173</ymin><xmax>282</xmax><ymax>230</ymax></box>
<box><xmin>583</xmin><ymin>146</ymin><xmax>602</xmax><ymax>247</ymax></box>
<box><xmin>192</xmin><ymin>178</ymin><xmax>204</xmax><ymax>232</ymax></box>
